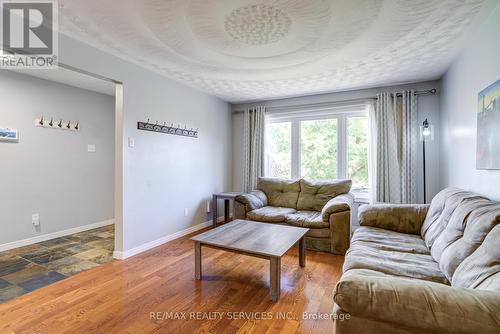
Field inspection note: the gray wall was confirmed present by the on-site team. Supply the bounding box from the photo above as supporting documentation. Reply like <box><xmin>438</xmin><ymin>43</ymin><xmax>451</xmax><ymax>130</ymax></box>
<box><xmin>56</xmin><ymin>34</ymin><xmax>232</xmax><ymax>252</ymax></box>
<box><xmin>232</xmin><ymin>80</ymin><xmax>441</xmax><ymax>203</ymax></box>
<box><xmin>440</xmin><ymin>2</ymin><xmax>500</xmax><ymax>201</ymax></box>
<box><xmin>0</xmin><ymin>71</ymin><xmax>115</xmax><ymax>244</ymax></box>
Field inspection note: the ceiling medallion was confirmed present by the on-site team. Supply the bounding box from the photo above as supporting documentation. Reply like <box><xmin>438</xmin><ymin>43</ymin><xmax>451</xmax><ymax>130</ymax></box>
<box><xmin>224</xmin><ymin>4</ymin><xmax>291</xmax><ymax>45</ymax></box>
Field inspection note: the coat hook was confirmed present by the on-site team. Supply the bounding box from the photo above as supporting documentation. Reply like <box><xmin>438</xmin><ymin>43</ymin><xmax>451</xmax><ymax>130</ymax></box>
<box><xmin>163</xmin><ymin>122</ymin><xmax>166</xmax><ymax>126</ymax></box>
<box><xmin>147</xmin><ymin>118</ymin><xmax>150</xmax><ymax>124</ymax></box>
<box><xmin>58</xmin><ymin>119</ymin><xmax>63</xmax><ymax>128</ymax></box>
<box><xmin>39</xmin><ymin>116</ymin><xmax>44</xmax><ymax>125</ymax></box>
<box><xmin>67</xmin><ymin>120</ymin><xmax>71</xmax><ymax>129</ymax></box>
<box><xmin>49</xmin><ymin>118</ymin><xmax>54</xmax><ymax>127</ymax></box>
<box><xmin>75</xmin><ymin>122</ymin><xmax>79</xmax><ymax>130</ymax></box>
<box><xmin>155</xmin><ymin>121</ymin><xmax>158</xmax><ymax>125</ymax></box>
<box><xmin>171</xmin><ymin>123</ymin><xmax>174</xmax><ymax>127</ymax></box>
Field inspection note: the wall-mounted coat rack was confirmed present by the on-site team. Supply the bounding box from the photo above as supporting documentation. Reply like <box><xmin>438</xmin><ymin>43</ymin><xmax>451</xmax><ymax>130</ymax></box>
<box><xmin>137</xmin><ymin>119</ymin><xmax>198</xmax><ymax>138</ymax></box>
<box><xmin>35</xmin><ymin>116</ymin><xmax>80</xmax><ymax>131</ymax></box>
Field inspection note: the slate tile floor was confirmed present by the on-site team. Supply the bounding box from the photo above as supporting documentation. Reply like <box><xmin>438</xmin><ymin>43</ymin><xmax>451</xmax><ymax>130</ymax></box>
<box><xmin>0</xmin><ymin>225</ymin><xmax>114</xmax><ymax>303</ymax></box>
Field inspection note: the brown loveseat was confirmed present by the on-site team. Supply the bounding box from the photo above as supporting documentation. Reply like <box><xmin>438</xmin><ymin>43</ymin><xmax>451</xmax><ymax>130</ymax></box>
<box><xmin>333</xmin><ymin>187</ymin><xmax>500</xmax><ymax>334</ymax></box>
<box><xmin>234</xmin><ymin>177</ymin><xmax>353</xmax><ymax>254</ymax></box>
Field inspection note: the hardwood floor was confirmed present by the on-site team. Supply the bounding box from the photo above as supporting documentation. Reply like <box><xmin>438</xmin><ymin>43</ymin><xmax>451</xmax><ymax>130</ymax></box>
<box><xmin>0</xmin><ymin>228</ymin><xmax>344</xmax><ymax>334</ymax></box>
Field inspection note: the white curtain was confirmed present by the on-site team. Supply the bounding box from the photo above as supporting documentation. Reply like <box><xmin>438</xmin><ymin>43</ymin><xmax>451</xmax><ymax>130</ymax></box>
<box><xmin>371</xmin><ymin>91</ymin><xmax>417</xmax><ymax>204</ymax></box>
<box><xmin>242</xmin><ymin>106</ymin><xmax>266</xmax><ymax>192</ymax></box>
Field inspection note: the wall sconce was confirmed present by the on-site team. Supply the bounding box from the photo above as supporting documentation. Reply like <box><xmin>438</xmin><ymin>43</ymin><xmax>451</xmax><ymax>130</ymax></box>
<box><xmin>419</xmin><ymin>118</ymin><xmax>434</xmax><ymax>204</ymax></box>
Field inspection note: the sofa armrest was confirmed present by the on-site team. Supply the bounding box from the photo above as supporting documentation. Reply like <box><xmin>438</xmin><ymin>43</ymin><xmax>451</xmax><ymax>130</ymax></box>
<box><xmin>249</xmin><ymin>190</ymin><xmax>268</xmax><ymax>207</ymax></box>
<box><xmin>358</xmin><ymin>204</ymin><xmax>429</xmax><ymax>235</ymax></box>
<box><xmin>321</xmin><ymin>193</ymin><xmax>354</xmax><ymax>222</ymax></box>
<box><xmin>334</xmin><ymin>272</ymin><xmax>500</xmax><ymax>334</ymax></box>
<box><xmin>323</xmin><ymin>193</ymin><xmax>353</xmax><ymax>255</ymax></box>
<box><xmin>235</xmin><ymin>190</ymin><xmax>267</xmax><ymax>211</ymax></box>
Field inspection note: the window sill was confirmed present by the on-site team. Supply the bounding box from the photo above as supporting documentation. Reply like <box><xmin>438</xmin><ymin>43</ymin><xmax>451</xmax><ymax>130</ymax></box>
<box><xmin>352</xmin><ymin>192</ymin><xmax>370</xmax><ymax>204</ymax></box>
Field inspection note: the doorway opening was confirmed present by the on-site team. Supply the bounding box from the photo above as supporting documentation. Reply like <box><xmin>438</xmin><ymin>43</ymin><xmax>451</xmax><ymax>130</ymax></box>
<box><xmin>0</xmin><ymin>64</ymin><xmax>123</xmax><ymax>303</ymax></box>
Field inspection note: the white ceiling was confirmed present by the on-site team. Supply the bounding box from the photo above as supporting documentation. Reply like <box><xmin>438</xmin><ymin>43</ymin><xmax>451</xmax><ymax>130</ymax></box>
<box><xmin>8</xmin><ymin>67</ymin><xmax>115</xmax><ymax>96</ymax></box>
<box><xmin>58</xmin><ymin>0</ymin><xmax>485</xmax><ymax>103</ymax></box>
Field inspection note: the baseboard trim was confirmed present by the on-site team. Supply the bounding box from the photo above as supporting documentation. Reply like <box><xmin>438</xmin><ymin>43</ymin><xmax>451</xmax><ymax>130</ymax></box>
<box><xmin>113</xmin><ymin>219</ymin><xmax>215</xmax><ymax>260</ymax></box>
<box><xmin>0</xmin><ymin>219</ymin><xmax>115</xmax><ymax>252</ymax></box>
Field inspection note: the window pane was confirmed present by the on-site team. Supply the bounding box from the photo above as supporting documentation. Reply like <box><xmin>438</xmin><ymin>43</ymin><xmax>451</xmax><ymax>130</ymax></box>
<box><xmin>300</xmin><ymin>119</ymin><xmax>337</xmax><ymax>180</ymax></box>
<box><xmin>348</xmin><ymin>116</ymin><xmax>369</xmax><ymax>191</ymax></box>
<box><xmin>266</xmin><ymin>122</ymin><xmax>292</xmax><ymax>178</ymax></box>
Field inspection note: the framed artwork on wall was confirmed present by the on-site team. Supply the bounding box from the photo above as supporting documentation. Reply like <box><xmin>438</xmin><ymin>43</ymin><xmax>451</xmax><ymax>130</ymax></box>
<box><xmin>0</xmin><ymin>127</ymin><xmax>19</xmax><ymax>143</ymax></box>
<box><xmin>477</xmin><ymin>78</ymin><xmax>500</xmax><ymax>170</ymax></box>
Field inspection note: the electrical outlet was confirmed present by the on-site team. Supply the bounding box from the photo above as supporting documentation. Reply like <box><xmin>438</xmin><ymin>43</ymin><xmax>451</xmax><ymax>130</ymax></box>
<box><xmin>87</xmin><ymin>144</ymin><xmax>96</xmax><ymax>152</ymax></box>
<box><xmin>128</xmin><ymin>137</ymin><xmax>135</xmax><ymax>148</ymax></box>
<box><xmin>184</xmin><ymin>208</ymin><xmax>189</xmax><ymax>217</ymax></box>
<box><xmin>32</xmin><ymin>213</ymin><xmax>40</xmax><ymax>227</ymax></box>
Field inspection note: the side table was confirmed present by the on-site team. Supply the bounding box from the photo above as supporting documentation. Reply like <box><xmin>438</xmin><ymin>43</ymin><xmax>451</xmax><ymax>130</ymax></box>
<box><xmin>212</xmin><ymin>192</ymin><xmax>242</xmax><ymax>227</ymax></box>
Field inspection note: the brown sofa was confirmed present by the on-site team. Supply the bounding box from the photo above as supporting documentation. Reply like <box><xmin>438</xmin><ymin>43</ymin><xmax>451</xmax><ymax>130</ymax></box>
<box><xmin>333</xmin><ymin>187</ymin><xmax>500</xmax><ymax>334</ymax></box>
<box><xmin>234</xmin><ymin>177</ymin><xmax>353</xmax><ymax>254</ymax></box>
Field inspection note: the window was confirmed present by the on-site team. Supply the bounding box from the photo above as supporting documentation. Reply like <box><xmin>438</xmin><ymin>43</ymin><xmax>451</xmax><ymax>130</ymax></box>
<box><xmin>300</xmin><ymin>119</ymin><xmax>338</xmax><ymax>180</ymax></box>
<box><xmin>265</xmin><ymin>122</ymin><xmax>292</xmax><ymax>179</ymax></box>
<box><xmin>347</xmin><ymin>116</ymin><xmax>369</xmax><ymax>192</ymax></box>
<box><xmin>264</xmin><ymin>105</ymin><xmax>369</xmax><ymax>194</ymax></box>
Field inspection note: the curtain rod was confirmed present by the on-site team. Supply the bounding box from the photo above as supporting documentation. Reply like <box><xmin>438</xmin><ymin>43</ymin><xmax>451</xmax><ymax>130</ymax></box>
<box><xmin>397</xmin><ymin>88</ymin><xmax>437</xmax><ymax>97</ymax></box>
<box><xmin>232</xmin><ymin>88</ymin><xmax>438</xmax><ymax>113</ymax></box>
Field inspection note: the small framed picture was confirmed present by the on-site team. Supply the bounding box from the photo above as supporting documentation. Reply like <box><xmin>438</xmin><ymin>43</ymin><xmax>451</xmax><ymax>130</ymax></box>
<box><xmin>0</xmin><ymin>127</ymin><xmax>19</xmax><ymax>142</ymax></box>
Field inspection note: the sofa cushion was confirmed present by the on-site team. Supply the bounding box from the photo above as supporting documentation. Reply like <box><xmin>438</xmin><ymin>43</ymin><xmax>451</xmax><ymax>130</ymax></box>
<box><xmin>257</xmin><ymin>177</ymin><xmax>300</xmax><ymax>209</ymax></box>
<box><xmin>344</xmin><ymin>229</ymin><xmax>448</xmax><ymax>284</ymax></box>
<box><xmin>452</xmin><ymin>224</ymin><xmax>500</xmax><ymax>291</ymax></box>
<box><xmin>296</xmin><ymin>179</ymin><xmax>351</xmax><ymax>211</ymax></box>
<box><xmin>359</xmin><ymin>204</ymin><xmax>429</xmax><ymax>235</ymax></box>
<box><xmin>334</xmin><ymin>269</ymin><xmax>500</xmax><ymax>334</ymax></box>
<box><xmin>247</xmin><ymin>206</ymin><xmax>296</xmax><ymax>223</ymax></box>
<box><xmin>431</xmin><ymin>198</ymin><xmax>499</xmax><ymax>281</ymax></box>
<box><xmin>421</xmin><ymin>188</ymin><xmax>484</xmax><ymax>249</ymax></box>
<box><xmin>285</xmin><ymin>210</ymin><xmax>329</xmax><ymax>229</ymax></box>
<box><xmin>352</xmin><ymin>226</ymin><xmax>430</xmax><ymax>255</ymax></box>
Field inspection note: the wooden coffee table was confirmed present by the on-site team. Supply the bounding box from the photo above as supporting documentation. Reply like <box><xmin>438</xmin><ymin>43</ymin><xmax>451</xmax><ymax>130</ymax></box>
<box><xmin>191</xmin><ymin>219</ymin><xmax>309</xmax><ymax>301</ymax></box>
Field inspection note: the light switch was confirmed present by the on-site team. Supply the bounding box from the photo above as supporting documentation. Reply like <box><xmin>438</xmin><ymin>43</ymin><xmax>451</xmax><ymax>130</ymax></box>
<box><xmin>87</xmin><ymin>144</ymin><xmax>96</xmax><ymax>152</ymax></box>
<box><xmin>128</xmin><ymin>137</ymin><xmax>135</xmax><ymax>148</ymax></box>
